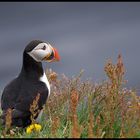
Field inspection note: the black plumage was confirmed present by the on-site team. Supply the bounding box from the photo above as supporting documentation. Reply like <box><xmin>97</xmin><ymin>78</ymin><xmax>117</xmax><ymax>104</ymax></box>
<box><xmin>0</xmin><ymin>40</ymin><xmax>56</xmax><ymax>127</ymax></box>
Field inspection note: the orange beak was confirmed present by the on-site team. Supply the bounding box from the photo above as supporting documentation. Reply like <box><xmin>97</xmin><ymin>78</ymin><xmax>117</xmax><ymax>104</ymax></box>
<box><xmin>52</xmin><ymin>47</ymin><xmax>60</xmax><ymax>62</ymax></box>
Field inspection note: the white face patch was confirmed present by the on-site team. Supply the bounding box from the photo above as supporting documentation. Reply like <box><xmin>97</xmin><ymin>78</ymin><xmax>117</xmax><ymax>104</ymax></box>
<box><xmin>28</xmin><ymin>43</ymin><xmax>53</xmax><ymax>62</ymax></box>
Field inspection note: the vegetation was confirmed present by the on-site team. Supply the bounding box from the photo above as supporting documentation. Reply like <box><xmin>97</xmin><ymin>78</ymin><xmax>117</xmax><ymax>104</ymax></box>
<box><xmin>0</xmin><ymin>54</ymin><xmax>140</xmax><ymax>138</ymax></box>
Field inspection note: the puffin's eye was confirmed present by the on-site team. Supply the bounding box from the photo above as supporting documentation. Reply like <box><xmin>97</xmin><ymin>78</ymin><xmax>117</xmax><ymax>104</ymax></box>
<box><xmin>42</xmin><ymin>45</ymin><xmax>46</xmax><ymax>50</ymax></box>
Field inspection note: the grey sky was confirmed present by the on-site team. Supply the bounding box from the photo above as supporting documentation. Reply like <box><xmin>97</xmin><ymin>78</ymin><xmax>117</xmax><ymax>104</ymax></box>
<box><xmin>0</xmin><ymin>2</ymin><xmax>140</xmax><ymax>93</ymax></box>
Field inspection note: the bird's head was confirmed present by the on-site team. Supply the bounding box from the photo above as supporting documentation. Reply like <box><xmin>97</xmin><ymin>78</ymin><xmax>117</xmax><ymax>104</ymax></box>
<box><xmin>25</xmin><ymin>40</ymin><xmax>60</xmax><ymax>62</ymax></box>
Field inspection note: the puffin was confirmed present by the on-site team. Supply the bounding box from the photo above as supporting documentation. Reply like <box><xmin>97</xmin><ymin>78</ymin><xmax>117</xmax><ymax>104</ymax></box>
<box><xmin>0</xmin><ymin>40</ymin><xmax>60</xmax><ymax>127</ymax></box>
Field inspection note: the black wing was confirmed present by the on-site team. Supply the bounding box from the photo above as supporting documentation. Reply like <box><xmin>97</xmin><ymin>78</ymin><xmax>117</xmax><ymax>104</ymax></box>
<box><xmin>1</xmin><ymin>78</ymin><xmax>21</xmax><ymax>110</ymax></box>
<box><xmin>1</xmin><ymin>78</ymin><xmax>48</xmax><ymax>127</ymax></box>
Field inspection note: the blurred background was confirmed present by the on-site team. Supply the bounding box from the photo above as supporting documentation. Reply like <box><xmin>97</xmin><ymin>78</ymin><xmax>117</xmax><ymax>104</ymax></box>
<box><xmin>0</xmin><ymin>2</ymin><xmax>140</xmax><ymax>94</ymax></box>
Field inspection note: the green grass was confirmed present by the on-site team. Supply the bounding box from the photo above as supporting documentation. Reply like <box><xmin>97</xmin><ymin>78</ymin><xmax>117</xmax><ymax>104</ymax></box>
<box><xmin>0</xmin><ymin>54</ymin><xmax>140</xmax><ymax>138</ymax></box>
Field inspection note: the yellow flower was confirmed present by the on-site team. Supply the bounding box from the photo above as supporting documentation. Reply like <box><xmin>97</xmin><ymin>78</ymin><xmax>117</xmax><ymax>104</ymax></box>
<box><xmin>26</xmin><ymin>127</ymin><xmax>32</xmax><ymax>134</ymax></box>
<box><xmin>34</xmin><ymin>124</ymin><xmax>42</xmax><ymax>131</ymax></box>
<box><xmin>26</xmin><ymin>123</ymin><xmax>42</xmax><ymax>134</ymax></box>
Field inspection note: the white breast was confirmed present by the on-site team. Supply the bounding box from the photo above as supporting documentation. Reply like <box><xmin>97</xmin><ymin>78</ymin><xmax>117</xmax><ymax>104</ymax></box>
<box><xmin>39</xmin><ymin>72</ymin><xmax>50</xmax><ymax>96</ymax></box>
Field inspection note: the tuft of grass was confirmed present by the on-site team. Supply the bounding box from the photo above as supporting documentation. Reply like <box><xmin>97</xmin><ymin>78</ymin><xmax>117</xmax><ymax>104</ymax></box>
<box><xmin>30</xmin><ymin>93</ymin><xmax>40</xmax><ymax>124</ymax></box>
<box><xmin>0</xmin><ymin>54</ymin><xmax>140</xmax><ymax>138</ymax></box>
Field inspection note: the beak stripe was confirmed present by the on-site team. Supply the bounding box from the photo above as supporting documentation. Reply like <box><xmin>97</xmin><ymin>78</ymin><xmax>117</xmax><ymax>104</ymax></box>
<box><xmin>47</xmin><ymin>50</ymin><xmax>54</xmax><ymax>60</ymax></box>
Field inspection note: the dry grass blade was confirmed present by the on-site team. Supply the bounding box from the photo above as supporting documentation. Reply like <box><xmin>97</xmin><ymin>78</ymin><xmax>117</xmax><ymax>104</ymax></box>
<box><xmin>88</xmin><ymin>112</ymin><xmax>94</xmax><ymax>138</ymax></box>
<box><xmin>70</xmin><ymin>89</ymin><xmax>82</xmax><ymax>138</ymax></box>
<box><xmin>51</xmin><ymin>116</ymin><xmax>60</xmax><ymax>138</ymax></box>
<box><xmin>71</xmin><ymin>114</ymin><xmax>81</xmax><ymax>138</ymax></box>
<box><xmin>2</xmin><ymin>108</ymin><xmax>12</xmax><ymax>137</ymax></box>
<box><xmin>70</xmin><ymin>89</ymin><xmax>79</xmax><ymax>115</ymax></box>
<box><xmin>5</xmin><ymin>108</ymin><xmax>12</xmax><ymax>130</ymax></box>
<box><xmin>30</xmin><ymin>93</ymin><xmax>40</xmax><ymax>124</ymax></box>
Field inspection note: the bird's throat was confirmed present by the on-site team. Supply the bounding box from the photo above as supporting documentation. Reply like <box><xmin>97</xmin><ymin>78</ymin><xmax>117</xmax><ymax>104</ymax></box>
<box><xmin>19</xmin><ymin>51</ymin><xmax>44</xmax><ymax>80</ymax></box>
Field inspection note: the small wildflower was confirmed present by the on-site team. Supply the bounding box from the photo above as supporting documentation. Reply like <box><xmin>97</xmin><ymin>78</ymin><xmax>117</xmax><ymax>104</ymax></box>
<box><xmin>49</xmin><ymin>72</ymin><xmax>58</xmax><ymax>82</ymax></box>
<box><xmin>26</xmin><ymin>126</ymin><xmax>32</xmax><ymax>134</ymax></box>
<box><xmin>34</xmin><ymin>124</ymin><xmax>42</xmax><ymax>131</ymax></box>
<box><xmin>128</xmin><ymin>105</ymin><xmax>133</xmax><ymax>108</ymax></box>
<box><xmin>26</xmin><ymin>123</ymin><xmax>42</xmax><ymax>134</ymax></box>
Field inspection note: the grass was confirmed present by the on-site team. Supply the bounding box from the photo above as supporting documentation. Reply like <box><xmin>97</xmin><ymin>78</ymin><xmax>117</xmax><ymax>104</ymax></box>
<box><xmin>0</xmin><ymin>54</ymin><xmax>140</xmax><ymax>138</ymax></box>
